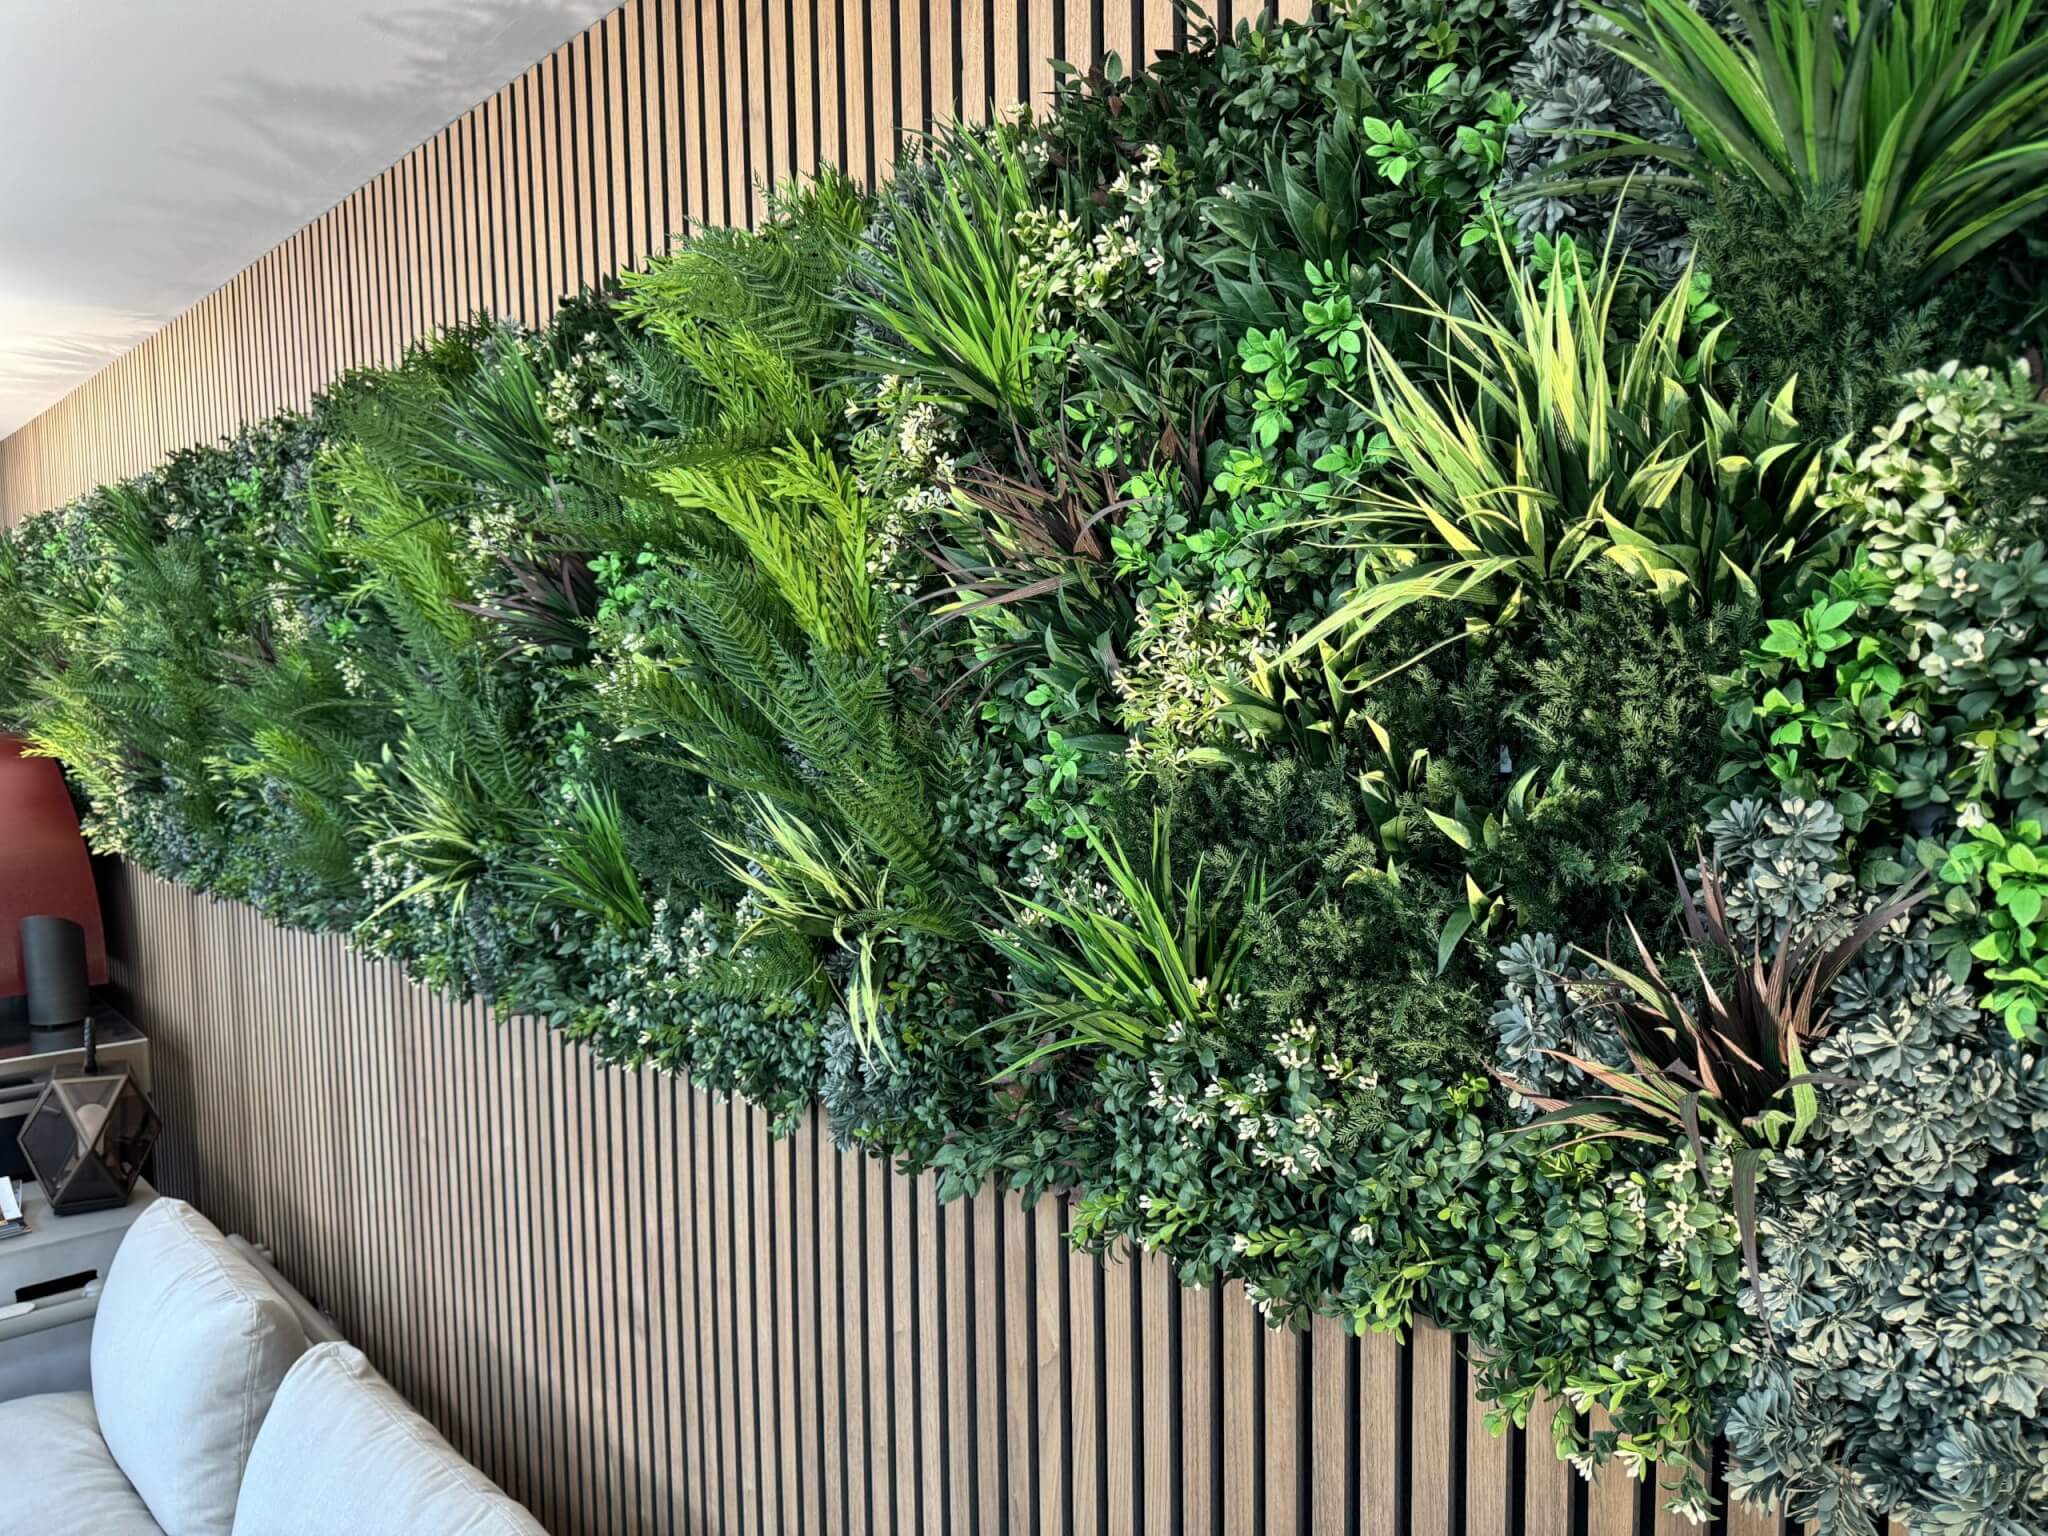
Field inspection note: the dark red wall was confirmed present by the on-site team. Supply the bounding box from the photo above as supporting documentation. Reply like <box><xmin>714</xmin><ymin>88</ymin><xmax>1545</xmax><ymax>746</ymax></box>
<box><xmin>0</xmin><ymin>736</ymin><xmax>107</xmax><ymax>995</ymax></box>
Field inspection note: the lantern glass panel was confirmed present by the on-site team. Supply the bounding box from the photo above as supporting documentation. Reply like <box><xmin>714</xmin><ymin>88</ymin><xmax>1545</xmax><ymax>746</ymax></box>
<box><xmin>18</xmin><ymin>1069</ymin><xmax>160</xmax><ymax>1214</ymax></box>
<box><xmin>21</xmin><ymin>1095</ymin><xmax>80</xmax><ymax>1187</ymax></box>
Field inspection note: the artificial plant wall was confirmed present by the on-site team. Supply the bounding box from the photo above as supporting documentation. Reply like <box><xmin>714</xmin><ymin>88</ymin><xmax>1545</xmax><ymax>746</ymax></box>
<box><xmin>5</xmin><ymin>2</ymin><xmax>2047</xmax><ymax>1530</ymax></box>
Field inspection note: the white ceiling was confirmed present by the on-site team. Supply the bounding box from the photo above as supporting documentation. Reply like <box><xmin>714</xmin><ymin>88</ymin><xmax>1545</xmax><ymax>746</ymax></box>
<box><xmin>0</xmin><ymin>0</ymin><xmax>624</xmax><ymax>438</ymax></box>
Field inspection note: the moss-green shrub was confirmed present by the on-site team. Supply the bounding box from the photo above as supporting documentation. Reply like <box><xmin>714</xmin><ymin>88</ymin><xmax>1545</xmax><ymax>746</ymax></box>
<box><xmin>1687</xmin><ymin>183</ymin><xmax>1945</xmax><ymax>440</ymax></box>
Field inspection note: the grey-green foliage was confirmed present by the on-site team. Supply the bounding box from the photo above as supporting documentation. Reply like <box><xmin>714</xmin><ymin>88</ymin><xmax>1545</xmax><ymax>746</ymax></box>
<box><xmin>1703</xmin><ymin>794</ymin><xmax>1856</xmax><ymax>932</ymax></box>
<box><xmin>1488</xmin><ymin>931</ymin><xmax>1620</xmax><ymax>1115</ymax></box>
<box><xmin>820</xmin><ymin>1008</ymin><xmax>920</xmax><ymax>1148</ymax></box>
<box><xmin>1709</xmin><ymin>794</ymin><xmax>2048</xmax><ymax>1536</ymax></box>
<box><xmin>1499</xmin><ymin>0</ymin><xmax>1724</xmax><ymax>277</ymax></box>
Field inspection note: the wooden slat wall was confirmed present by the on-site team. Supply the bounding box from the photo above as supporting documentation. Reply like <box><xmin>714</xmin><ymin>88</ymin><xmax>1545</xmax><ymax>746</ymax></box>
<box><xmin>0</xmin><ymin>0</ymin><xmax>1251</xmax><ymax>524</ymax></box>
<box><xmin>103</xmin><ymin>869</ymin><xmax>1796</xmax><ymax>1536</ymax></box>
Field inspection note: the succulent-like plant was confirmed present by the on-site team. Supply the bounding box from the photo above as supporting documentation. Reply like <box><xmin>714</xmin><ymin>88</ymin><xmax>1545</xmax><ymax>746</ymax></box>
<box><xmin>1504</xmin><ymin>856</ymin><xmax>1924</xmax><ymax>1280</ymax></box>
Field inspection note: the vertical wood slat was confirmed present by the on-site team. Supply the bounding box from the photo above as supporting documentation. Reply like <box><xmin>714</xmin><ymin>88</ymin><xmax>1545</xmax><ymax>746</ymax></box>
<box><xmin>1467</xmin><ymin>1340</ymin><xmax>1514</xmax><ymax>1536</ymax></box>
<box><xmin>1223</xmin><ymin>1279</ymin><xmax>1256</xmax><ymax>1532</ymax></box>
<box><xmin>1033</xmin><ymin>1196</ymin><xmax>1064</xmax><ymax>1536</ymax></box>
<box><xmin>1413</xmin><ymin>1322</ymin><xmax>1458</xmax><ymax>1536</ymax></box>
<box><xmin>892</xmin><ymin>1158</ymin><xmax>918</xmax><ymax>1536</ymax></box>
<box><xmin>1267</xmin><ymin>1318</ymin><xmax>1301</xmax><ymax>1535</ymax></box>
<box><xmin>1526</xmin><ymin>1393</ymin><xmax>1578</xmax><ymax>1536</ymax></box>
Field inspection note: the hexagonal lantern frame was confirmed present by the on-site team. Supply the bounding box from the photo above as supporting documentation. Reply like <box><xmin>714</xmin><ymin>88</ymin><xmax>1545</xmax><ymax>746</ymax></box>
<box><xmin>19</xmin><ymin>1068</ymin><xmax>161</xmax><ymax>1216</ymax></box>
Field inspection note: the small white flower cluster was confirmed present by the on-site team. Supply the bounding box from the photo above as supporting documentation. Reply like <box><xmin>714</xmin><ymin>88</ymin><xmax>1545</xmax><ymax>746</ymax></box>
<box><xmin>1014</xmin><ymin>206</ymin><xmax>1146</xmax><ymax>322</ymax></box>
<box><xmin>1618</xmin><ymin>1176</ymin><xmax>1649</xmax><ymax>1238</ymax></box>
<box><xmin>849</xmin><ymin>375</ymin><xmax>958</xmax><ymax>481</ymax></box>
<box><xmin>1016</xmin><ymin>853</ymin><xmax>1126</xmax><ymax>929</ymax></box>
<box><xmin>160</xmin><ymin>485</ymin><xmax>197</xmax><ymax>536</ymax></box>
<box><xmin>1645</xmin><ymin>1143</ymin><xmax>1733</xmax><ymax>1276</ymax></box>
<box><xmin>1012</xmin><ymin>143</ymin><xmax>1172</xmax><ymax>325</ymax></box>
<box><xmin>897</xmin><ymin>402</ymin><xmax>954</xmax><ymax>471</ymax></box>
<box><xmin>1118</xmin><ymin>583</ymin><xmax>1279</xmax><ymax>767</ymax></box>
<box><xmin>537</xmin><ymin>332</ymin><xmax>627</xmax><ymax>453</ymax></box>
<box><xmin>267</xmin><ymin>590</ymin><xmax>312</xmax><ymax>649</ymax></box>
<box><xmin>1270</xmin><ymin>1017</ymin><xmax>1315</xmax><ymax>1071</ymax></box>
<box><xmin>847</xmin><ymin>375</ymin><xmax>961</xmax><ymax>590</ymax></box>
<box><xmin>1143</xmin><ymin>1018</ymin><xmax>1375</xmax><ymax>1261</ymax></box>
<box><xmin>1109</xmin><ymin>144</ymin><xmax>1168</xmax><ymax>204</ymax></box>
<box><xmin>462</xmin><ymin>502</ymin><xmax>527</xmax><ymax>567</ymax></box>
<box><xmin>353</xmin><ymin>843</ymin><xmax>435</xmax><ymax>955</ymax></box>
<box><xmin>597</xmin><ymin>899</ymin><xmax>725</xmax><ymax>1046</ymax></box>
<box><xmin>1243</xmin><ymin>1278</ymin><xmax>1284</xmax><ymax>1319</ymax></box>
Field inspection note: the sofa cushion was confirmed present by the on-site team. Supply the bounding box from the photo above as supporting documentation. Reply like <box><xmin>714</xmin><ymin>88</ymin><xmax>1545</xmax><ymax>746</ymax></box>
<box><xmin>0</xmin><ymin>1389</ymin><xmax>165</xmax><ymax>1535</ymax></box>
<box><xmin>92</xmin><ymin>1199</ymin><xmax>308</xmax><ymax>1536</ymax></box>
<box><xmin>232</xmin><ymin>1344</ymin><xmax>544</xmax><ymax>1536</ymax></box>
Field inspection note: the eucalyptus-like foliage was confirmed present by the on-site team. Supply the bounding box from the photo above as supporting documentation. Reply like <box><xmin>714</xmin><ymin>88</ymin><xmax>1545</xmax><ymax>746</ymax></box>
<box><xmin>1701</xmin><ymin>793</ymin><xmax>2048</xmax><ymax>1536</ymax></box>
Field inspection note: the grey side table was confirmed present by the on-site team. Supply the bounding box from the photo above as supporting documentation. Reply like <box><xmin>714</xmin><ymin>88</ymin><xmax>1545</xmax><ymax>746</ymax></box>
<box><xmin>0</xmin><ymin>1177</ymin><xmax>157</xmax><ymax>1399</ymax></box>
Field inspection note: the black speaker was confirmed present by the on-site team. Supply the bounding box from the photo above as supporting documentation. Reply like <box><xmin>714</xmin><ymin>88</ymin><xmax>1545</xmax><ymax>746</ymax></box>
<box><xmin>21</xmin><ymin>915</ymin><xmax>88</xmax><ymax>1030</ymax></box>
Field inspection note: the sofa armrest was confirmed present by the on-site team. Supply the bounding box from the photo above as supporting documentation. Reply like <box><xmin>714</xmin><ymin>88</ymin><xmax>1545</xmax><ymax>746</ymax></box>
<box><xmin>0</xmin><ymin>1280</ymin><xmax>101</xmax><ymax>1344</ymax></box>
<box><xmin>227</xmin><ymin>1235</ymin><xmax>345</xmax><ymax>1345</ymax></box>
<box><xmin>0</xmin><ymin>1282</ymin><xmax>101</xmax><ymax>1401</ymax></box>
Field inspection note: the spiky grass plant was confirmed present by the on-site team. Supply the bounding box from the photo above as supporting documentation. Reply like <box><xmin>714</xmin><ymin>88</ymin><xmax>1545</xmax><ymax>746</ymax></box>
<box><xmin>1556</xmin><ymin>0</ymin><xmax>2048</xmax><ymax>291</ymax></box>
<box><xmin>849</xmin><ymin>127</ymin><xmax>1048</xmax><ymax>416</ymax></box>
<box><xmin>985</xmin><ymin>814</ymin><xmax>1265</xmax><ymax>1068</ymax></box>
<box><xmin>1287</xmin><ymin>232</ymin><xmax>1828</xmax><ymax>663</ymax></box>
<box><xmin>516</xmin><ymin>784</ymin><xmax>652</xmax><ymax>933</ymax></box>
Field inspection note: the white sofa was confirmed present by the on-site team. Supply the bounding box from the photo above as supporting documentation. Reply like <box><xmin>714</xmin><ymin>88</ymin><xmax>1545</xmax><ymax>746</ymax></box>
<box><xmin>0</xmin><ymin>1199</ymin><xmax>544</xmax><ymax>1536</ymax></box>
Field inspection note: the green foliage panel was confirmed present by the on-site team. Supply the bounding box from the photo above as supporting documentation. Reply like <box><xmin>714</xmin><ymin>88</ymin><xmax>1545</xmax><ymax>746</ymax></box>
<box><xmin>4</xmin><ymin>3</ymin><xmax>2045</xmax><ymax>1530</ymax></box>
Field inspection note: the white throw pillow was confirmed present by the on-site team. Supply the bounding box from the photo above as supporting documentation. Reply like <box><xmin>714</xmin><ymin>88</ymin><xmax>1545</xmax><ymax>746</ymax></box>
<box><xmin>92</xmin><ymin>1198</ymin><xmax>308</xmax><ymax>1536</ymax></box>
<box><xmin>232</xmin><ymin>1344</ymin><xmax>545</xmax><ymax>1536</ymax></box>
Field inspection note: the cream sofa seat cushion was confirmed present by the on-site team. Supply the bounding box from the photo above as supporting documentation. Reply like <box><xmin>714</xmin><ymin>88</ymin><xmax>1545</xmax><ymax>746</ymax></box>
<box><xmin>0</xmin><ymin>1389</ymin><xmax>165</xmax><ymax>1535</ymax></box>
<box><xmin>91</xmin><ymin>1199</ymin><xmax>308</xmax><ymax>1536</ymax></box>
<box><xmin>232</xmin><ymin>1343</ymin><xmax>545</xmax><ymax>1536</ymax></box>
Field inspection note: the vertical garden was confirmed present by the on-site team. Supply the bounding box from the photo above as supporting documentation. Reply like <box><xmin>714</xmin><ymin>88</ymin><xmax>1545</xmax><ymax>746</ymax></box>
<box><xmin>4</xmin><ymin>1</ymin><xmax>2046</xmax><ymax>1530</ymax></box>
